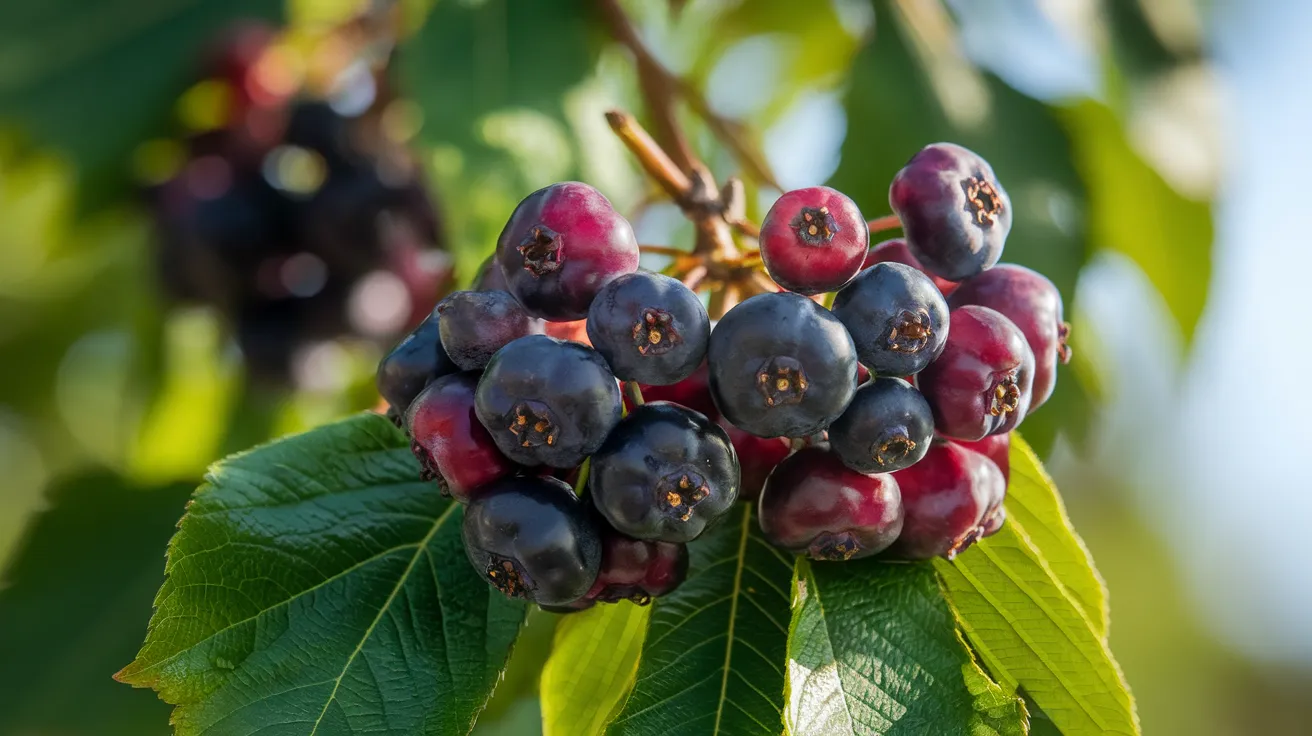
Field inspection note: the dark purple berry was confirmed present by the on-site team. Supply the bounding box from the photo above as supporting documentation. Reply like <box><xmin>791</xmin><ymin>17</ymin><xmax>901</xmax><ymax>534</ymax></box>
<box><xmin>948</xmin><ymin>264</ymin><xmax>1070</xmax><ymax>410</ymax></box>
<box><xmin>474</xmin><ymin>335</ymin><xmax>622</xmax><ymax>467</ymax></box>
<box><xmin>828</xmin><ymin>377</ymin><xmax>934</xmax><ymax>474</ymax></box>
<box><xmin>437</xmin><ymin>290</ymin><xmax>544</xmax><ymax>371</ymax></box>
<box><xmin>462</xmin><ymin>476</ymin><xmax>602</xmax><ymax>605</ymax></box>
<box><xmin>888</xmin><ymin>441</ymin><xmax>1003</xmax><ymax>560</ymax></box>
<box><xmin>708</xmin><ymin>292</ymin><xmax>858</xmax><ymax>438</ymax></box>
<box><xmin>917</xmin><ymin>305</ymin><xmax>1035</xmax><ymax>441</ymax></box>
<box><xmin>759</xmin><ymin>186</ymin><xmax>868</xmax><ymax>295</ymax></box>
<box><xmin>473</xmin><ymin>254</ymin><xmax>510</xmax><ymax>291</ymax></box>
<box><xmin>496</xmin><ymin>182</ymin><xmax>639</xmax><ymax>321</ymax></box>
<box><xmin>406</xmin><ymin>372</ymin><xmax>517</xmax><ymax>502</ymax></box>
<box><xmin>376</xmin><ymin>309</ymin><xmax>458</xmax><ymax>414</ymax></box>
<box><xmin>889</xmin><ymin>143</ymin><xmax>1011</xmax><ymax>280</ymax></box>
<box><xmin>758</xmin><ymin>447</ymin><xmax>903</xmax><ymax>561</ymax></box>
<box><xmin>586</xmin><ymin>531</ymin><xmax>689</xmax><ymax>604</ymax></box>
<box><xmin>862</xmin><ymin>238</ymin><xmax>958</xmax><ymax>296</ymax></box>
<box><xmin>586</xmin><ymin>271</ymin><xmax>710</xmax><ymax>385</ymax></box>
<box><xmin>589</xmin><ymin>402</ymin><xmax>739</xmax><ymax>543</ymax></box>
<box><xmin>831</xmin><ymin>262</ymin><xmax>950</xmax><ymax>377</ymax></box>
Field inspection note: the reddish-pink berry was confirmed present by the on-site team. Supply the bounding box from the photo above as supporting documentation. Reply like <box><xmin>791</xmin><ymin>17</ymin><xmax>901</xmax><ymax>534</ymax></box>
<box><xmin>407</xmin><ymin>372</ymin><xmax>518</xmax><ymax>502</ymax></box>
<box><xmin>888</xmin><ymin>441</ymin><xmax>1003</xmax><ymax>560</ymax></box>
<box><xmin>759</xmin><ymin>186</ymin><xmax>868</xmax><ymax>295</ymax></box>
<box><xmin>863</xmin><ymin>238</ymin><xmax>959</xmax><ymax>297</ymax></box>
<box><xmin>586</xmin><ymin>532</ymin><xmax>689</xmax><ymax>604</ymax></box>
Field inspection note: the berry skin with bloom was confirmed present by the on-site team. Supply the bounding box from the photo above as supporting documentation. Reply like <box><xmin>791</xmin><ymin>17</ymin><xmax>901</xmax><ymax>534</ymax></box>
<box><xmin>589</xmin><ymin>402</ymin><xmax>740</xmax><ymax>543</ymax></box>
<box><xmin>917</xmin><ymin>305</ymin><xmax>1035</xmax><ymax>441</ymax></box>
<box><xmin>406</xmin><ymin>372</ymin><xmax>518</xmax><ymax>502</ymax></box>
<box><xmin>376</xmin><ymin>309</ymin><xmax>458</xmax><ymax>415</ymax></box>
<box><xmin>462</xmin><ymin>476</ymin><xmax>602</xmax><ymax>606</ymax></box>
<box><xmin>474</xmin><ymin>335</ymin><xmax>622</xmax><ymax>467</ymax></box>
<box><xmin>586</xmin><ymin>271</ymin><xmax>711</xmax><ymax>385</ymax></box>
<box><xmin>888</xmin><ymin>441</ymin><xmax>1003</xmax><ymax>560</ymax></box>
<box><xmin>437</xmin><ymin>290</ymin><xmax>543</xmax><ymax>371</ymax></box>
<box><xmin>828</xmin><ymin>377</ymin><xmax>935</xmax><ymax>474</ymax></box>
<box><xmin>708</xmin><ymin>292</ymin><xmax>858</xmax><ymax>438</ymax></box>
<box><xmin>758</xmin><ymin>448</ymin><xmax>904</xmax><ymax>561</ymax></box>
<box><xmin>496</xmin><ymin>182</ymin><xmax>639</xmax><ymax>321</ymax></box>
<box><xmin>890</xmin><ymin>143</ymin><xmax>1011</xmax><ymax>281</ymax></box>
<box><xmin>831</xmin><ymin>262</ymin><xmax>950</xmax><ymax>377</ymax></box>
<box><xmin>759</xmin><ymin>186</ymin><xmax>869</xmax><ymax>295</ymax></box>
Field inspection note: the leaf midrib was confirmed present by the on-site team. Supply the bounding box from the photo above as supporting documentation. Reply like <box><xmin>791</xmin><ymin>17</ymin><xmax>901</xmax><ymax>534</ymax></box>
<box><xmin>710</xmin><ymin>506</ymin><xmax>753</xmax><ymax>735</ymax></box>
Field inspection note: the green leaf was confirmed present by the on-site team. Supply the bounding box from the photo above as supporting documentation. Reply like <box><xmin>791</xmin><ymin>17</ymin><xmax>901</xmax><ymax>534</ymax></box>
<box><xmin>116</xmin><ymin>413</ymin><xmax>527</xmax><ymax>736</ymax></box>
<box><xmin>786</xmin><ymin>558</ymin><xmax>1027</xmax><ymax>736</ymax></box>
<box><xmin>541</xmin><ymin>601</ymin><xmax>651</xmax><ymax>735</ymax></box>
<box><xmin>1060</xmin><ymin>99</ymin><xmax>1212</xmax><ymax>341</ymax></box>
<box><xmin>608</xmin><ymin>505</ymin><xmax>794</xmax><ymax>736</ymax></box>
<box><xmin>935</xmin><ymin>433</ymin><xmax>1139</xmax><ymax>735</ymax></box>
<box><xmin>0</xmin><ymin>472</ymin><xmax>189</xmax><ymax>735</ymax></box>
<box><xmin>0</xmin><ymin>0</ymin><xmax>284</xmax><ymax>211</ymax></box>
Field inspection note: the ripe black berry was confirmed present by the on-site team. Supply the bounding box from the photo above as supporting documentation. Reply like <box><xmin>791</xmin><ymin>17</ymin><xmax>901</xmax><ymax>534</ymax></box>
<box><xmin>474</xmin><ymin>335</ymin><xmax>622</xmax><ymax>467</ymax></box>
<box><xmin>888</xmin><ymin>441</ymin><xmax>1003</xmax><ymax>560</ymax></box>
<box><xmin>828</xmin><ymin>377</ymin><xmax>934</xmax><ymax>474</ymax></box>
<box><xmin>759</xmin><ymin>186</ymin><xmax>868</xmax><ymax>295</ymax></box>
<box><xmin>889</xmin><ymin>143</ymin><xmax>1011</xmax><ymax>280</ymax></box>
<box><xmin>495</xmin><ymin>182</ymin><xmax>639</xmax><ymax>321</ymax></box>
<box><xmin>758</xmin><ymin>447</ymin><xmax>903</xmax><ymax>561</ymax></box>
<box><xmin>948</xmin><ymin>264</ymin><xmax>1070</xmax><ymax>410</ymax></box>
<box><xmin>406</xmin><ymin>372</ymin><xmax>517</xmax><ymax>502</ymax></box>
<box><xmin>462</xmin><ymin>476</ymin><xmax>602</xmax><ymax>606</ymax></box>
<box><xmin>708</xmin><ymin>292</ymin><xmax>858</xmax><ymax>438</ymax></box>
<box><xmin>586</xmin><ymin>271</ymin><xmax>710</xmax><ymax>385</ymax></box>
<box><xmin>917</xmin><ymin>305</ymin><xmax>1035</xmax><ymax>441</ymax></box>
<box><xmin>376</xmin><ymin>310</ymin><xmax>458</xmax><ymax>415</ymax></box>
<box><xmin>831</xmin><ymin>262</ymin><xmax>950</xmax><ymax>377</ymax></box>
<box><xmin>589</xmin><ymin>402</ymin><xmax>739</xmax><ymax>543</ymax></box>
<box><xmin>437</xmin><ymin>290</ymin><xmax>544</xmax><ymax>371</ymax></box>
<box><xmin>587</xmin><ymin>531</ymin><xmax>689</xmax><ymax>604</ymax></box>
<box><xmin>863</xmin><ymin>238</ymin><xmax>958</xmax><ymax>297</ymax></box>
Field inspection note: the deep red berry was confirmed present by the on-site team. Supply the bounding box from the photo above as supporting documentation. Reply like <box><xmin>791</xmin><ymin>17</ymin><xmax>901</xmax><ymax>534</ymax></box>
<box><xmin>462</xmin><ymin>476</ymin><xmax>602</xmax><ymax>605</ymax></box>
<box><xmin>956</xmin><ymin>433</ymin><xmax>1010</xmax><ymax>485</ymax></box>
<box><xmin>863</xmin><ymin>238</ymin><xmax>958</xmax><ymax>296</ymax></box>
<box><xmin>917</xmin><ymin>305</ymin><xmax>1035</xmax><ymax>441</ymax></box>
<box><xmin>759</xmin><ymin>186</ymin><xmax>868</xmax><ymax>295</ymax></box>
<box><xmin>589</xmin><ymin>402</ymin><xmax>740</xmax><ymax>543</ymax></box>
<box><xmin>630</xmin><ymin>361</ymin><xmax>718</xmax><ymax>420</ymax></box>
<box><xmin>709</xmin><ymin>292</ymin><xmax>858</xmax><ymax>438</ymax></box>
<box><xmin>586</xmin><ymin>271</ymin><xmax>710</xmax><ymax>385</ymax></box>
<box><xmin>496</xmin><ymin>182</ymin><xmax>639</xmax><ymax>321</ymax></box>
<box><xmin>406</xmin><ymin>372</ymin><xmax>517</xmax><ymax>502</ymax></box>
<box><xmin>758</xmin><ymin>448</ymin><xmax>903</xmax><ymax>561</ymax></box>
<box><xmin>474</xmin><ymin>335</ymin><xmax>622</xmax><ymax>467</ymax></box>
<box><xmin>437</xmin><ymin>290</ymin><xmax>543</xmax><ymax>371</ymax></box>
<box><xmin>831</xmin><ymin>262</ymin><xmax>950</xmax><ymax>377</ymax></box>
<box><xmin>717</xmin><ymin>416</ymin><xmax>792</xmax><ymax>503</ymax></box>
<box><xmin>376</xmin><ymin>309</ymin><xmax>458</xmax><ymax>415</ymax></box>
<box><xmin>828</xmin><ymin>377</ymin><xmax>934</xmax><ymax>474</ymax></box>
<box><xmin>888</xmin><ymin>441</ymin><xmax>1003</xmax><ymax>560</ymax></box>
<box><xmin>948</xmin><ymin>264</ymin><xmax>1070</xmax><ymax>410</ymax></box>
<box><xmin>543</xmin><ymin>318</ymin><xmax>592</xmax><ymax>346</ymax></box>
<box><xmin>587</xmin><ymin>532</ymin><xmax>689</xmax><ymax>604</ymax></box>
<box><xmin>890</xmin><ymin>143</ymin><xmax>1011</xmax><ymax>280</ymax></box>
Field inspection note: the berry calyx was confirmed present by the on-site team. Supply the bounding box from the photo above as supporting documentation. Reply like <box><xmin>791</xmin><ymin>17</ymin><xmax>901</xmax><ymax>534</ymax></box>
<box><xmin>406</xmin><ymin>372</ymin><xmax>517</xmax><ymax>502</ymax></box>
<box><xmin>888</xmin><ymin>441</ymin><xmax>1003</xmax><ymax>560</ymax></box>
<box><xmin>828</xmin><ymin>377</ymin><xmax>934</xmax><ymax>474</ymax></box>
<box><xmin>495</xmin><ymin>182</ymin><xmax>639</xmax><ymax>321</ymax></box>
<box><xmin>462</xmin><ymin>476</ymin><xmax>602</xmax><ymax>605</ymax></box>
<box><xmin>586</xmin><ymin>271</ymin><xmax>710</xmax><ymax>385</ymax></box>
<box><xmin>758</xmin><ymin>447</ymin><xmax>903</xmax><ymax>561</ymax></box>
<box><xmin>889</xmin><ymin>143</ymin><xmax>1011</xmax><ymax>281</ymax></box>
<box><xmin>831</xmin><ymin>262</ymin><xmax>950</xmax><ymax>377</ymax></box>
<box><xmin>474</xmin><ymin>335</ymin><xmax>622</xmax><ymax>467</ymax></box>
<box><xmin>589</xmin><ymin>402</ymin><xmax>739</xmax><ymax>543</ymax></box>
<box><xmin>437</xmin><ymin>289</ymin><xmax>543</xmax><ymax>371</ymax></box>
<box><xmin>917</xmin><ymin>305</ymin><xmax>1035</xmax><ymax>440</ymax></box>
<box><xmin>759</xmin><ymin>186</ymin><xmax>868</xmax><ymax>295</ymax></box>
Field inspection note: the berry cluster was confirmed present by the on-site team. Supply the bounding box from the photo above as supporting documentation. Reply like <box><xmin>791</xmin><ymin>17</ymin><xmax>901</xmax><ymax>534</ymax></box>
<box><xmin>379</xmin><ymin>142</ymin><xmax>1070</xmax><ymax>612</ymax></box>
<box><xmin>151</xmin><ymin>23</ymin><xmax>449</xmax><ymax>382</ymax></box>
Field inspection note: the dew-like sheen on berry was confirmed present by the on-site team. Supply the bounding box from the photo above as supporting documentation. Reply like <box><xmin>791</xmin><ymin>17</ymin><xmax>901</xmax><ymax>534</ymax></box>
<box><xmin>474</xmin><ymin>335</ymin><xmax>622</xmax><ymax>467</ymax></box>
<box><xmin>462</xmin><ymin>476</ymin><xmax>602</xmax><ymax>606</ymax></box>
<box><xmin>708</xmin><ymin>292</ymin><xmax>858</xmax><ymax>438</ymax></box>
<box><xmin>586</xmin><ymin>271</ymin><xmax>710</xmax><ymax>385</ymax></box>
<box><xmin>831</xmin><ymin>262</ymin><xmax>949</xmax><ymax>377</ymax></box>
<box><xmin>828</xmin><ymin>377</ymin><xmax>935</xmax><ymax>474</ymax></box>
<box><xmin>589</xmin><ymin>402</ymin><xmax>739</xmax><ymax>543</ymax></box>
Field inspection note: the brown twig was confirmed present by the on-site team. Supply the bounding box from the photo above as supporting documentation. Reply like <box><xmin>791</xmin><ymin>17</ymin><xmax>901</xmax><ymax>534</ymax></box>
<box><xmin>868</xmin><ymin>214</ymin><xmax>902</xmax><ymax>234</ymax></box>
<box><xmin>681</xmin><ymin>263</ymin><xmax>709</xmax><ymax>292</ymax></box>
<box><xmin>606</xmin><ymin>110</ymin><xmax>692</xmax><ymax>201</ymax></box>
<box><xmin>639</xmin><ymin>245</ymin><xmax>692</xmax><ymax>257</ymax></box>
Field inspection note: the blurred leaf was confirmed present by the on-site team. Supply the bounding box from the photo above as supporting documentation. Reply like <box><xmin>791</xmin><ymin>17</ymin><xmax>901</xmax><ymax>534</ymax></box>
<box><xmin>0</xmin><ymin>0</ymin><xmax>284</xmax><ymax>211</ymax></box>
<box><xmin>541</xmin><ymin>601</ymin><xmax>650</xmax><ymax>735</ymax></box>
<box><xmin>1060</xmin><ymin>100</ymin><xmax>1211</xmax><ymax>341</ymax></box>
<box><xmin>116</xmin><ymin>412</ymin><xmax>527</xmax><ymax>735</ymax></box>
<box><xmin>786</xmin><ymin>558</ymin><xmax>1026</xmax><ymax>735</ymax></box>
<box><xmin>478</xmin><ymin>607</ymin><xmax>558</xmax><ymax>728</ymax></box>
<box><xmin>831</xmin><ymin>1</ymin><xmax>1089</xmax><ymax>455</ymax></box>
<box><xmin>0</xmin><ymin>472</ymin><xmax>188</xmax><ymax>735</ymax></box>
<box><xmin>935</xmin><ymin>434</ymin><xmax>1138</xmax><ymax>735</ymax></box>
<box><xmin>608</xmin><ymin>505</ymin><xmax>793</xmax><ymax>735</ymax></box>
